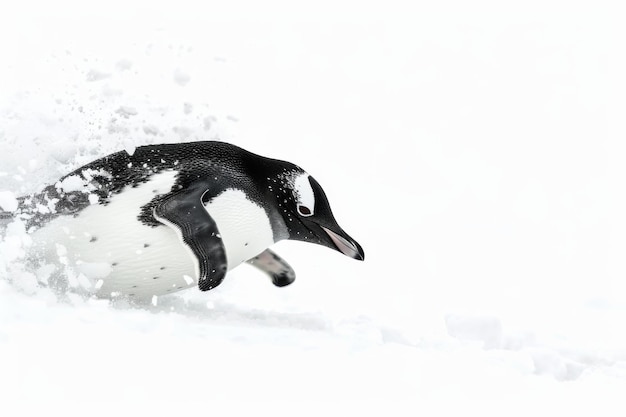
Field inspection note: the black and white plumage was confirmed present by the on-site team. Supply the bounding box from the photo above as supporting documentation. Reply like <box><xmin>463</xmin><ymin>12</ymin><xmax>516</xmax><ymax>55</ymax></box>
<box><xmin>9</xmin><ymin>141</ymin><xmax>364</xmax><ymax>298</ymax></box>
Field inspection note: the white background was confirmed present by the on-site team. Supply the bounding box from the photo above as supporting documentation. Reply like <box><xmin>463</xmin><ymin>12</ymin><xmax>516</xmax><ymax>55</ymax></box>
<box><xmin>1</xmin><ymin>1</ymin><xmax>625</xmax><ymax>415</ymax></box>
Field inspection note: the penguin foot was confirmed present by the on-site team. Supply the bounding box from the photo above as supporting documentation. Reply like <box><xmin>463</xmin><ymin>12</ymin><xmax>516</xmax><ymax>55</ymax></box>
<box><xmin>272</xmin><ymin>271</ymin><xmax>296</xmax><ymax>287</ymax></box>
<box><xmin>247</xmin><ymin>249</ymin><xmax>296</xmax><ymax>287</ymax></box>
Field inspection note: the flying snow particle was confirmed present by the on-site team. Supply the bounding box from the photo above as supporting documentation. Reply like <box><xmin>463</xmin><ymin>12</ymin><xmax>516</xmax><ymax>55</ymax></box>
<box><xmin>56</xmin><ymin>176</ymin><xmax>85</xmax><ymax>193</ymax></box>
<box><xmin>173</xmin><ymin>126</ymin><xmax>192</xmax><ymax>140</ymax></box>
<box><xmin>35</xmin><ymin>264</ymin><xmax>56</xmax><ymax>285</ymax></box>
<box><xmin>49</xmin><ymin>142</ymin><xmax>77</xmax><ymax>164</ymax></box>
<box><xmin>102</xmin><ymin>84</ymin><xmax>123</xmax><ymax>97</ymax></box>
<box><xmin>0</xmin><ymin>191</ymin><xmax>18</xmax><ymax>212</ymax></box>
<box><xmin>56</xmin><ymin>249</ymin><xmax>69</xmax><ymax>265</ymax></box>
<box><xmin>115</xmin><ymin>59</ymin><xmax>133</xmax><ymax>71</ymax></box>
<box><xmin>116</xmin><ymin>106</ymin><xmax>138</xmax><ymax>118</ymax></box>
<box><xmin>203</xmin><ymin>116</ymin><xmax>216</xmax><ymax>131</ymax></box>
<box><xmin>173</xmin><ymin>68</ymin><xmax>191</xmax><ymax>86</ymax></box>
<box><xmin>86</xmin><ymin>69</ymin><xmax>111</xmax><ymax>82</ymax></box>
<box><xmin>77</xmin><ymin>274</ymin><xmax>93</xmax><ymax>289</ymax></box>
<box><xmin>143</xmin><ymin>125</ymin><xmax>160</xmax><ymax>136</ymax></box>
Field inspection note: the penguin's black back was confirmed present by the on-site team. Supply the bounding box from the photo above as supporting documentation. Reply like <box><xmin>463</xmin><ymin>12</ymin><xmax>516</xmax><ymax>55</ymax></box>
<box><xmin>18</xmin><ymin>141</ymin><xmax>295</xmax><ymax>231</ymax></box>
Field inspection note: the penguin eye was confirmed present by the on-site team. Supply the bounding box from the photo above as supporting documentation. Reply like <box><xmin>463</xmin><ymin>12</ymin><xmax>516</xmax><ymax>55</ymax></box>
<box><xmin>297</xmin><ymin>204</ymin><xmax>313</xmax><ymax>217</ymax></box>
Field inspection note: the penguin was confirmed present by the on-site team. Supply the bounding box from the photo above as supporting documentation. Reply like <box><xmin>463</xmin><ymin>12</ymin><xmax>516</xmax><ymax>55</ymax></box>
<box><xmin>6</xmin><ymin>141</ymin><xmax>364</xmax><ymax>298</ymax></box>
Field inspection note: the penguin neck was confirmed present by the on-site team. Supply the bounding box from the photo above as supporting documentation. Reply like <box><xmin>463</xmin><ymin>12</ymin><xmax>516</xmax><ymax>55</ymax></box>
<box><xmin>267</xmin><ymin>206</ymin><xmax>289</xmax><ymax>243</ymax></box>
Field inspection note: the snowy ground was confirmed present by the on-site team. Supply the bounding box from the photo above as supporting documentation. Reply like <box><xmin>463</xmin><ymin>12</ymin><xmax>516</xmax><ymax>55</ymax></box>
<box><xmin>1</xmin><ymin>1</ymin><xmax>626</xmax><ymax>415</ymax></box>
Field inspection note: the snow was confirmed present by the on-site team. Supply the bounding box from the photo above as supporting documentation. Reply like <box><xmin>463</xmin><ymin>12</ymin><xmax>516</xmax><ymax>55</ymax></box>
<box><xmin>85</xmin><ymin>69</ymin><xmax>111</xmax><ymax>82</ymax></box>
<box><xmin>57</xmin><ymin>175</ymin><xmax>85</xmax><ymax>193</ymax></box>
<box><xmin>0</xmin><ymin>191</ymin><xmax>18</xmax><ymax>212</ymax></box>
<box><xmin>115</xmin><ymin>106</ymin><xmax>139</xmax><ymax>118</ymax></box>
<box><xmin>173</xmin><ymin>68</ymin><xmax>191</xmax><ymax>86</ymax></box>
<box><xmin>1</xmin><ymin>0</ymin><xmax>626</xmax><ymax>415</ymax></box>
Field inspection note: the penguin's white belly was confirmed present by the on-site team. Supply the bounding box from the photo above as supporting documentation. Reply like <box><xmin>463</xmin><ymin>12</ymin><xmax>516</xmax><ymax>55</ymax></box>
<box><xmin>30</xmin><ymin>171</ymin><xmax>274</xmax><ymax>298</ymax></box>
<box><xmin>203</xmin><ymin>189</ymin><xmax>275</xmax><ymax>269</ymax></box>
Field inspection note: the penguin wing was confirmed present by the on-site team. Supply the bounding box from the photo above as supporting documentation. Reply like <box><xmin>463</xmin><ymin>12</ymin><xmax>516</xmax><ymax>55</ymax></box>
<box><xmin>247</xmin><ymin>249</ymin><xmax>296</xmax><ymax>287</ymax></box>
<box><xmin>153</xmin><ymin>186</ymin><xmax>228</xmax><ymax>291</ymax></box>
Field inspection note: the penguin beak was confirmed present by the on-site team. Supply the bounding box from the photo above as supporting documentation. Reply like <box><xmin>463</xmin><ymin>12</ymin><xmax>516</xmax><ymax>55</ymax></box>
<box><xmin>322</xmin><ymin>226</ymin><xmax>365</xmax><ymax>261</ymax></box>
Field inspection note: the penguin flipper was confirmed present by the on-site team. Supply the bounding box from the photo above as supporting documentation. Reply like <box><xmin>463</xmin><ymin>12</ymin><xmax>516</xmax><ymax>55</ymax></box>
<box><xmin>153</xmin><ymin>188</ymin><xmax>228</xmax><ymax>291</ymax></box>
<box><xmin>247</xmin><ymin>249</ymin><xmax>296</xmax><ymax>287</ymax></box>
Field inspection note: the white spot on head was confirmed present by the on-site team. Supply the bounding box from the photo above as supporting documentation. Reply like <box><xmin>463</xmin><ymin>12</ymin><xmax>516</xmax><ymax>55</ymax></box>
<box><xmin>294</xmin><ymin>174</ymin><xmax>315</xmax><ymax>217</ymax></box>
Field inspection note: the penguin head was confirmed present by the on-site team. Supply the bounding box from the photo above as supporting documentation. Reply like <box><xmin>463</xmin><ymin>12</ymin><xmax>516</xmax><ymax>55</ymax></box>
<box><xmin>272</xmin><ymin>169</ymin><xmax>365</xmax><ymax>261</ymax></box>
